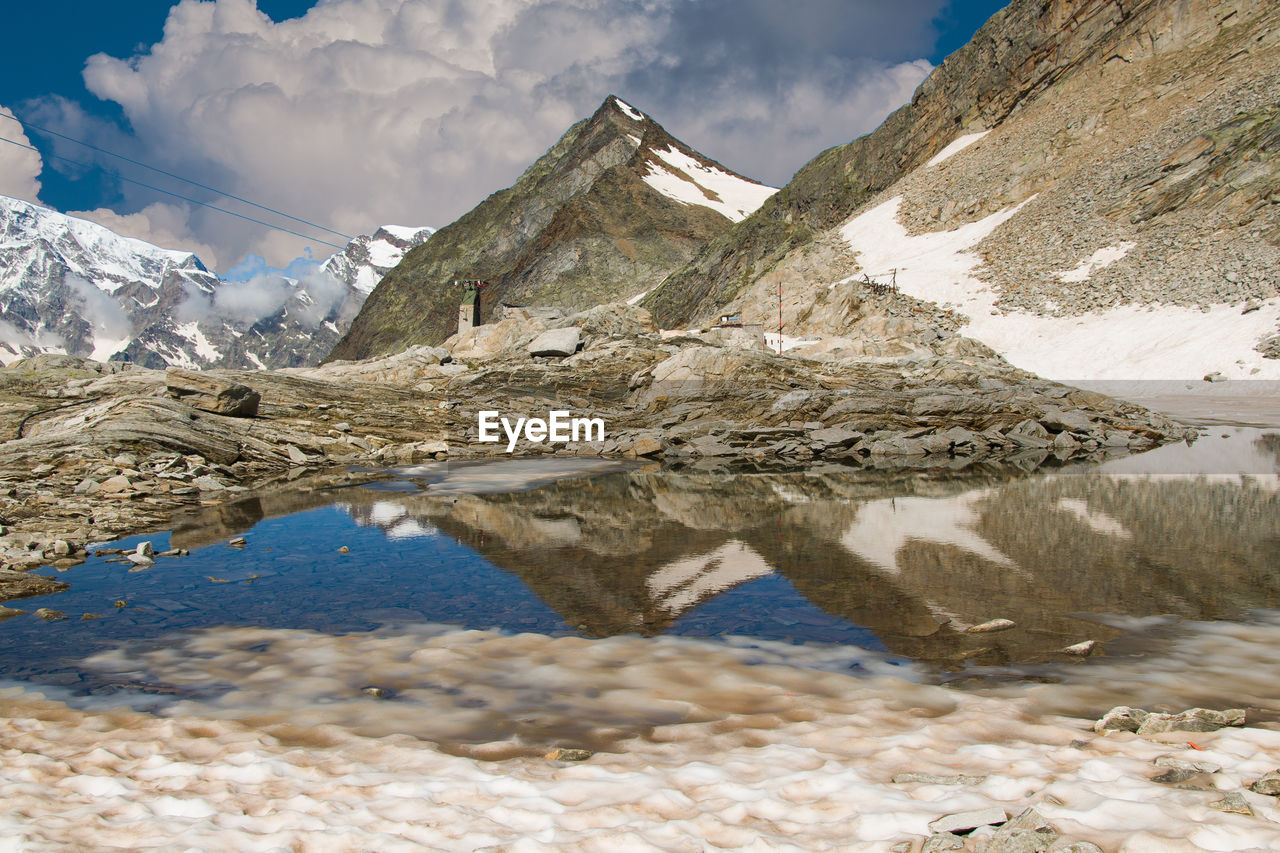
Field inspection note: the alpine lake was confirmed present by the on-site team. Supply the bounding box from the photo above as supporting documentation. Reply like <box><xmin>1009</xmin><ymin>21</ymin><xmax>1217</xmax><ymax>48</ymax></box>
<box><xmin>4</xmin><ymin>398</ymin><xmax>1280</xmax><ymax>755</ymax></box>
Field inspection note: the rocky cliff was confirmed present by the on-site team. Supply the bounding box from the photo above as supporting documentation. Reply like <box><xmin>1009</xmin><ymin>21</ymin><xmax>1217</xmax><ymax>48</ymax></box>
<box><xmin>642</xmin><ymin>0</ymin><xmax>1280</xmax><ymax>381</ymax></box>
<box><xmin>325</xmin><ymin>97</ymin><xmax>775</xmax><ymax>360</ymax></box>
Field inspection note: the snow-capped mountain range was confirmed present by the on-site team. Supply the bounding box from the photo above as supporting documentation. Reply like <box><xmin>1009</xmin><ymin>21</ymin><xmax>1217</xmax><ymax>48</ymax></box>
<box><xmin>0</xmin><ymin>193</ymin><xmax>432</xmax><ymax>369</ymax></box>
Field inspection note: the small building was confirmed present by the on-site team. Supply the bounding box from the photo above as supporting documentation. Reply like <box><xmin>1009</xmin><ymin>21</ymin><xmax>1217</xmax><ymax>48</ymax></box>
<box><xmin>456</xmin><ymin>280</ymin><xmax>486</xmax><ymax>335</ymax></box>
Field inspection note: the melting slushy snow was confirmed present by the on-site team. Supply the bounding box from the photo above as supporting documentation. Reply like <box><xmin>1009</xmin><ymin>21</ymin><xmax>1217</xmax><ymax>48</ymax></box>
<box><xmin>642</xmin><ymin>146</ymin><xmax>777</xmax><ymax>223</ymax></box>
<box><xmin>3</xmin><ymin>616</ymin><xmax>1280</xmax><ymax>851</ymax></box>
<box><xmin>925</xmin><ymin>131</ymin><xmax>991</xmax><ymax>167</ymax></box>
<box><xmin>839</xmin><ymin>197</ymin><xmax>1280</xmax><ymax>380</ymax></box>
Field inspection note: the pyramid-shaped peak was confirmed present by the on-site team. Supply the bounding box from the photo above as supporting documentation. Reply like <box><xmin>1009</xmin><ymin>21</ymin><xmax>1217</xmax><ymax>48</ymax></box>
<box><xmin>598</xmin><ymin>95</ymin><xmax>648</xmax><ymax>124</ymax></box>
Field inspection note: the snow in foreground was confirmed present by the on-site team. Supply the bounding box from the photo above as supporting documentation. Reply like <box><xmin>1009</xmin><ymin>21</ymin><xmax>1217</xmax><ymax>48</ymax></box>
<box><xmin>3</xmin><ymin>614</ymin><xmax>1279</xmax><ymax>851</ymax></box>
<box><xmin>839</xmin><ymin>197</ymin><xmax>1280</xmax><ymax>381</ymax></box>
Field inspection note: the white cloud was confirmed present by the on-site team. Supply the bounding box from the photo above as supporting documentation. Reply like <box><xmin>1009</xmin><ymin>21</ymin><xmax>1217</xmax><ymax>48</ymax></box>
<box><xmin>69</xmin><ymin>203</ymin><xmax>223</xmax><ymax>271</ymax></box>
<box><xmin>46</xmin><ymin>0</ymin><xmax>939</xmax><ymax>270</ymax></box>
<box><xmin>175</xmin><ymin>266</ymin><xmax>350</xmax><ymax>329</ymax></box>
<box><xmin>65</xmin><ymin>274</ymin><xmax>133</xmax><ymax>341</ymax></box>
<box><xmin>0</xmin><ymin>106</ymin><xmax>43</xmax><ymax>201</ymax></box>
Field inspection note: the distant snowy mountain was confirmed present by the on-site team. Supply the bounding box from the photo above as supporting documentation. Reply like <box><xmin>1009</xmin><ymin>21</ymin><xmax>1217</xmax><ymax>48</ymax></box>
<box><xmin>321</xmin><ymin>225</ymin><xmax>435</xmax><ymax>294</ymax></box>
<box><xmin>0</xmin><ymin>194</ymin><xmax>432</xmax><ymax>369</ymax></box>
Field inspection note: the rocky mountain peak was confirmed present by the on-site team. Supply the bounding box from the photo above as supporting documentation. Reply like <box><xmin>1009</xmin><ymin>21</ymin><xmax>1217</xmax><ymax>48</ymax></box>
<box><xmin>325</xmin><ymin>96</ymin><xmax>775</xmax><ymax>360</ymax></box>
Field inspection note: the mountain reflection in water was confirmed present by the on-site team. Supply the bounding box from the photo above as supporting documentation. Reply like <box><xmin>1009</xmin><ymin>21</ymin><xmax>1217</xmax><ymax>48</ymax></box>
<box><xmin>4</xmin><ymin>427</ymin><xmax>1278</xmax><ymax>698</ymax></box>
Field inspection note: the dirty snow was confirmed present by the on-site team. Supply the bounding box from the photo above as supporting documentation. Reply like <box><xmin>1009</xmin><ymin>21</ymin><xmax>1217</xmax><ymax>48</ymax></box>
<box><xmin>2</xmin><ymin>613</ymin><xmax>1280</xmax><ymax>851</ymax></box>
<box><xmin>839</xmin><ymin>197</ymin><xmax>1280</xmax><ymax>380</ymax></box>
<box><xmin>925</xmin><ymin>131</ymin><xmax>990</xmax><ymax>167</ymax></box>
<box><xmin>642</xmin><ymin>146</ymin><xmax>777</xmax><ymax>223</ymax></box>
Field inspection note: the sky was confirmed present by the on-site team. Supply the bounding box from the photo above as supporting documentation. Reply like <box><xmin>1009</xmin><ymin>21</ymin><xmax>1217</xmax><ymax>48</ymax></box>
<box><xmin>0</xmin><ymin>0</ymin><xmax>1008</xmax><ymax>274</ymax></box>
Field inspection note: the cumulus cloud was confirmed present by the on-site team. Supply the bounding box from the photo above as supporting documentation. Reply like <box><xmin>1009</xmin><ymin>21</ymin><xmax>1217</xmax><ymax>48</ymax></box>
<box><xmin>42</xmin><ymin>0</ymin><xmax>942</xmax><ymax>270</ymax></box>
<box><xmin>69</xmin><ymin>202</ymin><xmax>224</xmax><ymax>270</ymax></box>
<box><xmin>0</xmin><ymin>105</ymin><xmax>43</xmax><ymax>201</ymax></box>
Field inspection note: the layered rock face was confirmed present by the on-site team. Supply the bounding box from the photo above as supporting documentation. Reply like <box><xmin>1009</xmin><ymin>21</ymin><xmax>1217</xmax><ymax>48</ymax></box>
<box><xmin>326</xmin><ymin>96</ymin><xmax>775</xmax><ymax>359</ymax></box>
<box><xmin>642</xmin><ymin>0</ymin><xmax>1280</xmax><ymax>378</ymax></box>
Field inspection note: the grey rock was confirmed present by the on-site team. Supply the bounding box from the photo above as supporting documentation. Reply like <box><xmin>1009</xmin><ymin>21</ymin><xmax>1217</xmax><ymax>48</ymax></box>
<box><xmin>1154</xmin><ymin>754</ymin><xmax>1220</xmax><ymax>774</ymax></box>
<box><xmin>1208</xmin><ymin>792</ymin><xmax>1254</xmax><ymax>815</ymax></box>
<box><xmin>1094</xmin><ymin>706</ymin><xmax>1149</xmax><ymax>733</ymax></box>
<box><xmin>922</xmin><ymin>834</ymin><xmax>965</xmax><ymax>852</ymax></box>
<box><xmin>126</xmin><ymin>553</ymin><xmax>153</xmax><ymax>568</ymax></box>
<box><xmin>1047</xmin><ymin>844</ymin><xmax>1104</xmax><ymax>853</ymax></box>
<box><xmin>166</xmin><ymin>369</ymin><xmax>261</xmax><ymax>417</ymax></box>
<box><xmin>1062</xmin><ymin>640</ymin><xmax>1097</xmax><ymax>656</ymax></box>
<box><xmin>928</xmin><ymin>806</ymin><xmax>1007</xmax><ymax>834</ymax></box>
<box><xmin>892</xmin><ymin>772</ymin><xmax>987</xmax><ymax>786</ymax></box>
<box><xmin>986</xmin><ymin>808</ymin><xmax>1060</xmax><ymax>853</ymax></box>
<box><xmin>193</xmin><ymin>476</ymin><xmax>227</xmax><ymax>491</ymax></box>
<box><xmin>135</xmin><ymin>541</ymin><xmax>154</xmax><ymax>557</ymax></box>
<box><xmin>1136</xmin><ymin>708</ymin><xmax>1246</xmax><ymax>735</ymax></box>
<box><xmin>52</xmin><ymin>540</ymin><xmax>71</xmax><ymax>557</ymax></box>
<box><xmin>808</xmin><ymin>426</ymin><xmax>862</xmax><ymax>448</ymax></box>
<box><xmin>1040</xmin><ymin>408</ymin><xmax>1094</xmax><ymax>433</ymax></box>
<box><xmin>74</xmin><ymin>478</ymin><xmax>100</xmax><ymax>495</ymax></box>
<box><xmin>98</xmin><ymin>475</ymin><xmax>132</xmax><ymax>494</ymax></box>
<box><xmin>1250</xmin><ymin>770</ymin><xmax>1280</xmax><ymax>796</ymax></box>
<box><xmin>1151</xmin><ymin>767</ymin><xmax>1205</xmax><ymax>785</ymax></box>
<box><xmin>528</xmin><ymin>327</ymin><xmax>581</xmax><ymax>357</ymax></box>
<box><xmin>1102</xmin><ymin>430</ymin><xmax>1132</xmax><ymax>448</ymax></box>
<box><xmin>966</xmin><ymin>618</ymin><xmax>1016</xmax><ymax>634</ymax></box>
<box><xmin>286</xmin><ymin>445</ymin><xmax>310</xmax><ymax>464</ymax></box>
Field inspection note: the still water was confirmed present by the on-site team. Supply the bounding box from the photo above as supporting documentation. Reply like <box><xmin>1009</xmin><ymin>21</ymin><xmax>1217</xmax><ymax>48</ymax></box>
<box><xmin>4</xmin><ymin>424</ymin><xmax>1279</xmax><ymax>712</ymax></box>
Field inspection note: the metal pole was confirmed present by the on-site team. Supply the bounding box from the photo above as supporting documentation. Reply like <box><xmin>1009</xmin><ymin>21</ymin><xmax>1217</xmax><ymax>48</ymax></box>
<box><xmin>777</xmin><ymin>279</ymin><xmax>783</xmax><ymax>355</ymax></box>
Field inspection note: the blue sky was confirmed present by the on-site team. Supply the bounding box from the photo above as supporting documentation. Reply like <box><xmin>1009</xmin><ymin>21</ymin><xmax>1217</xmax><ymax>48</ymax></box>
<box><xmin>0</xmin><ymin>1</ymin><xmax>1009</xmax><ymax>273</ymax></box>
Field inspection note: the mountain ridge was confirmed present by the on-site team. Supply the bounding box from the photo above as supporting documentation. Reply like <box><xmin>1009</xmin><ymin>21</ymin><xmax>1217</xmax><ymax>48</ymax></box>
<box><xmin>325</xmin><ymin>96</ymin><xmax>775</xmax><ymax>360</ymax></box>
<box><xmin>0</xmin><ymin>194</ymin><xmax>432</xmax><ymax>370</ymax></box>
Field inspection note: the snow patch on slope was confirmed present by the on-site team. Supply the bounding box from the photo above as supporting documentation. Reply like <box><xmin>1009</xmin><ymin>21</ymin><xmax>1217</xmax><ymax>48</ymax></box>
<box><xmin>612</xmin><ymin>96</ymin><xmax>645</xmax><ymax>122</ymax></box>
<box><xmin>1055</xmin><ymin>242</ymin><xmax>1136</xmax><ymax>283</ymax></box>
<box><xmin>926</xmin><ymin>131</ymin><xmax>990</xmax><ymax>167</ymax></box>
<box><xmin>642</xmin><ymin>146</ymin><xmax>777</xmax><ymax>223</ymax></box>
<box><xmin>839</xmin><ymin>197</ymin><xmax>1280</xmax><ymax>381</ymax></box>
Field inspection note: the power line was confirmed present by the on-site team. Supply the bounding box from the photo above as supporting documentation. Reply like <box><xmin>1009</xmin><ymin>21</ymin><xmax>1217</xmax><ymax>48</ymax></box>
<box><xmin>0</xmin><ymin>111</ymin><xmax>352</xmax><ymax>240</ymax></box>
<box><xmin>0</xmin><ymin>134</ymin><xmax>348</xmax><ymax>251</ymax></box>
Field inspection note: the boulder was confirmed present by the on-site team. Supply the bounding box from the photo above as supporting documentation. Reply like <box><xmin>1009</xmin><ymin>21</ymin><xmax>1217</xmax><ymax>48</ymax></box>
<box><xmin>928</xmin><ymin>807</ymin><xmax>1007</xmax><ymax>835</ymax></box>
<box><xmin>1137</xmin><ymin>707</ymin><xmax>1246</xmax><ymax>734</ymax></box>
<box><xmin>528</xmin><ymin>327</ymin><xmax>582</xmax><ymax>357</ymax></box>
<box><xmin>166</xmin><ymin>369</ymin><xmax>260</xmax><ymax>417</ymax></box>
<box><xmin>1094</xmin><ymin>706</ymin><xmax>1148</xmax><ymax>733</ymax></box>
<box><xmin>1249</xmin><ymin>770</ymin><xmax>1280</xmax><ymax>796</ymax></box>
<box><xmin>1040</xmin><ymin>407</ymin><xmax>1095</xmax><ymax>433</ymax></box>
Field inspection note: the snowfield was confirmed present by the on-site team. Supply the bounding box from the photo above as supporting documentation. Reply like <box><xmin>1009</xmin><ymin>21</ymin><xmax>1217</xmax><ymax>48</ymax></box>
<box><xmin>2</xmin><ymin>613</ymin><xmax>1279</xmax><ymax>851</ymax></box>
<box><xmin>642</xmin><ymin>145</ymin><xmax>777</xmax><ymax>223</ymax></box>
<box><xmin>839</xmin><ymin>197</ymin><xmax>1280</xmax><ymax>381</ymax></box>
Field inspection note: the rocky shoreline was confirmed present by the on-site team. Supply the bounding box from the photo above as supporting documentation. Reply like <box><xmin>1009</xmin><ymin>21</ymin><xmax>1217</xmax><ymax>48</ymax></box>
<box><xmin>0</xmin><ymin>304</ymin><xmax>1191</xmax><ymax>598</ymax></box>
